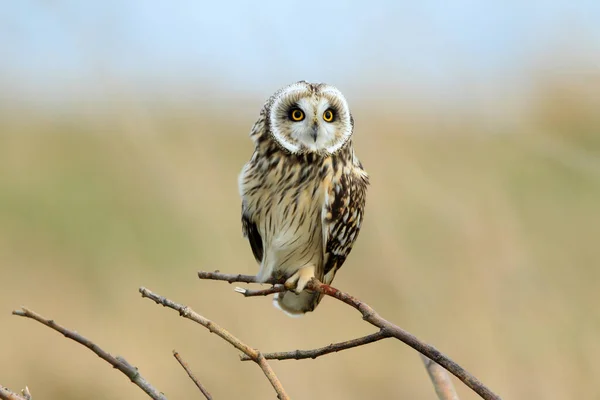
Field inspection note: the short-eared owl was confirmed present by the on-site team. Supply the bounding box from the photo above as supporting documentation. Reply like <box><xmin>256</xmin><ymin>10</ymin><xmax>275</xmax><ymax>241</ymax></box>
<box><xmin>239</xmin><ymin>81</ymin><xmax>369</xmax><ymax>316</ymax></box>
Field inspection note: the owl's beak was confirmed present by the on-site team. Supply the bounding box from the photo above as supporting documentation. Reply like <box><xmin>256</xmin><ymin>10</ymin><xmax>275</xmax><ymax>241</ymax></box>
<box><xmin>311</xmin><ymin>124</ymin><xmax>319</xmax><ymax>142</ymax></box>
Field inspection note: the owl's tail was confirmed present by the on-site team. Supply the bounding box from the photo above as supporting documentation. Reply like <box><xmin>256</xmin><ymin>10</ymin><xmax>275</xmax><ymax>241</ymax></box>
<box><xmin>273</xmin><ymin>290</ymin><xmax>323</xmax><ymax>317</ymax></box>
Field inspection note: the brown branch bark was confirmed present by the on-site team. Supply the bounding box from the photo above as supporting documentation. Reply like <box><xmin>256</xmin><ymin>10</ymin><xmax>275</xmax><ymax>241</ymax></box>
<box><xmin>198</xmin><ymin>270</ymin><xmax>501</xmax><ymax>400</ymax></box>
<box><xmin>173</xmin><ymin>350</ymin><xmax>212</xmax><ymax>400</ymax></box>
<box><xmin>139</xmin><ymin>287</ymin><xmax>289</xmax><ymax>400</ymax></box>
<box><xmin>12</xmin><ymin>307</ymin><xmax>167</xmax><ymax>400</ymax></box>
<box><xmin>239</xmin><ymin>329</ymin><xmax>391</xmax><ymax>361</ymax></box>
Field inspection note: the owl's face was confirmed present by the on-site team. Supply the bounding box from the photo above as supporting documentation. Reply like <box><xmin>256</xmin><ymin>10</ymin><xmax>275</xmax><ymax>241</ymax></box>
<box><xmin>267</xmin><ymin>81</ymin><xmax>353</xmax><ymax>155</ymax></box>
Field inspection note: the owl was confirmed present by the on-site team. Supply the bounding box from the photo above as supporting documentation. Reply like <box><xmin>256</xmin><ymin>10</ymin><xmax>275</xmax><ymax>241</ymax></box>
<box><xmin>238</xmin><ymin>81</ymin><xmax>369</xmax><ymax>316</ymax></box>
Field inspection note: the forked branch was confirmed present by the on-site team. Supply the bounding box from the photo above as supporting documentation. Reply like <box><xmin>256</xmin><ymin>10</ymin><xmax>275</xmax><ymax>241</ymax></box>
<box><xmin>139</xmin><ymin>287</ymin><xmax>289</xmax><ymax>400</ymax></box>
<box><xmin>198</xmin><ymin>270</ymin><xmax>501</xmax><ymax>400</ymax></box>
<box><xmin>12</xmin><ymin>307</ymin><xmax>166</xmax><ymax>400</ymax></box>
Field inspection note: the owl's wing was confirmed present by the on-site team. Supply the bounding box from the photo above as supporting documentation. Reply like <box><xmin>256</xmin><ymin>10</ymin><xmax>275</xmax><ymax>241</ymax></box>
<box><xmin>242</xmin><ymin>207</ymin><xmax>263</xmax><ymax>264</ymax></box>
<box><xmin>322</xmin><ymin>158</ymin><xmax>369</xmax><ymax>284</ymax></box>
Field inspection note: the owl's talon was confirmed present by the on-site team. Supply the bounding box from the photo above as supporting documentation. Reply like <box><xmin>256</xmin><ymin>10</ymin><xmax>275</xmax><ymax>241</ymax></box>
<box><xmin>285</xmin><ymin>266</ymin><xmax>315</xmax><ymax>294</ymax></box>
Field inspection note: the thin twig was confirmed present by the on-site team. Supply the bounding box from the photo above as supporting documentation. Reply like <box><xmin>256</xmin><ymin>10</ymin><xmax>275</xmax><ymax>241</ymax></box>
<box><xmin>139</xmin><ymin>287</ymin><xmax>289</xmax><ymax>400</ymax></box>
<box><xmin>421</xmin><ymin>354</ymin><xmax>460</xmax><ymax>400</ymax></box>
<box><xmin>198</xmin><ymin>271</ymin><xmax>259</xmax><ymax>284</ymax></box>
<box><xmin>234</xmin><ymin>285</ymin><xmax>285</xmax><ymax>297</ymax></box>
<box><xmin>173</xmin><ymin>350</ymin><xmax>212</xmax><ymax>400</ymax></box>
<box><xmin>12</xmin><ymin>307</ymin><xmax>167</xmax><ymax>400</ymax></box>
<box><xmin>197</xmin><ymin>270</ymin><xmax>500</xmax><ymax>400</ymax></box>
<box><xmin>0</xmin><ymin>386</ymin><xmax>27</xmax><ymax>400</ymax></box>
<box><xmin>240</xmin><ymin>329</ymin><xmax>391</xmax><ymax>361</ymax></box>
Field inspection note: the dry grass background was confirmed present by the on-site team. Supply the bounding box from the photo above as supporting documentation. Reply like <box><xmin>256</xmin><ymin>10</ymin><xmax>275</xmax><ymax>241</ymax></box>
<box><xmin>1</xmin><ymin>76</ymin><xmax>599</xmax><ymax>399</ymax></box>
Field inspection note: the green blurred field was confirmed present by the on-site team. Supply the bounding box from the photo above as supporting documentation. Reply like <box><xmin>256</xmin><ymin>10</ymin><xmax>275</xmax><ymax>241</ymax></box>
<box><xmin>1</xmin><ymin>83</ymin><xmax>599</xmax><ymax>399</ymax></box>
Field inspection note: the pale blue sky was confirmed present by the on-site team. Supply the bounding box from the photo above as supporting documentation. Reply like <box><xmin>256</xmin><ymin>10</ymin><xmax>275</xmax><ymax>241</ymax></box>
<box><xmin>2</xmin><ymin>1</ymin><xmax>599</xmax><ymax>103</ymax></box>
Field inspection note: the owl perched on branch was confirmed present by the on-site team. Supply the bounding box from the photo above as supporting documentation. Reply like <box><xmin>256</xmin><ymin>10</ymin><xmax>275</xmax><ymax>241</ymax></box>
<box><xmin>239</xmin><ymin>81</ymin><xmax>369</xmax><ymax>316</ymax></box>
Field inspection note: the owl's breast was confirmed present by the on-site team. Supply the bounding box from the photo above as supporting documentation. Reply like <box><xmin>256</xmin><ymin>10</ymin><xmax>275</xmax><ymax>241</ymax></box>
<box><xmin>240</xmin><ymin>152</ymin><xmax>334</xmax><ymax>280</ymax></box>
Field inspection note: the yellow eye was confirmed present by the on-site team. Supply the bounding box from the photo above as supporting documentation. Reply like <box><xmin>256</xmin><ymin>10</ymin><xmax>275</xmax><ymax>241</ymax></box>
<box><xmin>323</xmin><ymin>109</ymin><xmax>334</xmax><ymax>122</ymax></box>
<box><xmin>290</xmin><ymin>108</ymin><xmax>304</xmax><ymax>121</ymax></box>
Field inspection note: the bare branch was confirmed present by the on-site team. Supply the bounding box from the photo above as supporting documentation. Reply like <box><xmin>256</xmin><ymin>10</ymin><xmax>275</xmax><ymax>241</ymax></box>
<box><xmin>12</xmin><ymin>307</ymin><xmax>167</xmax><ymax>400</ymax></box>
<box><xmin>235</xmin><ymin>281</ymin><xmax>461</xmax><ymax>399</ymax></box>
<box><xmin>421</xmin><ymin>354</ymin><xmax>460</xmax><ymax>400</ymax></box>
<box><xmin>240</xmin><ymin>329</ymin><xmax>390</xmax><ymax>361</ymax></box>
<box><xmin>197</xmin><ymin>270</ymin><xmax>501</xmax><ymax>400</ymax></box>
<box><xmin>0</xmin><ymin>385</ymin><xmax>27</xmax><ymax>400</ymax></box>
<box><xmin>306</xmin><ymin>279</ymin><xmax>493</xmax><ymax>399</ymax></box>
<box><xmin>139</xmin><ymin>287</ymin><xmax>289</xmax><ymax>400</ymax></box>
<box><xmin>173</xmin><ymin>350</ymin><xmax>212</xmax><ymax>400</ymax></box>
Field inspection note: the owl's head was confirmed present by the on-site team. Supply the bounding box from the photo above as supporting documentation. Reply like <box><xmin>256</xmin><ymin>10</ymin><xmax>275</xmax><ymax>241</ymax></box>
<box><xmin>265</xmin><ymin>81</ymin><xmax>353</xmax><ymax>155</ymax></box>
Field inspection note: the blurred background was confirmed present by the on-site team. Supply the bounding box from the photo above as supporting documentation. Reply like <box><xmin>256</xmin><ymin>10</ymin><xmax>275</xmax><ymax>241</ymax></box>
<box><xmin>1</xmin><ymin>1</ymin><xmax>599</xmax><ymax>399</ymax></box>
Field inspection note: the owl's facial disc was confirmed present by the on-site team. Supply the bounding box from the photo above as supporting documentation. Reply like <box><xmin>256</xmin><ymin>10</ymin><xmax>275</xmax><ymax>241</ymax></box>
<box><xmin>269</xmin><ymin>82</ymin><xmax>353</xmax><ymax>154</ymax></box>
<box><xmin>287</xmin><ymin>97</ymin><xmax>337</xmax><ymax>152</ymax></box>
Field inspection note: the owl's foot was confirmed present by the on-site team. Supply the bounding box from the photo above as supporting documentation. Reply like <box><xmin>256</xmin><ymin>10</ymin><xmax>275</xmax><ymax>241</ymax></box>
<box><xmin>285</xmin><ymin>265</ymin><xmax>315</xmax><ymax>294</ymax></box>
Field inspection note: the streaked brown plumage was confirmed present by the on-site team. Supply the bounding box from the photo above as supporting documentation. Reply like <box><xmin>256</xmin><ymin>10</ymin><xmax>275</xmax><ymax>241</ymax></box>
<box><xmin>239</xmin><ymin>81</ymin><xmax>368</xmax><ymax>316</ymax></box>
